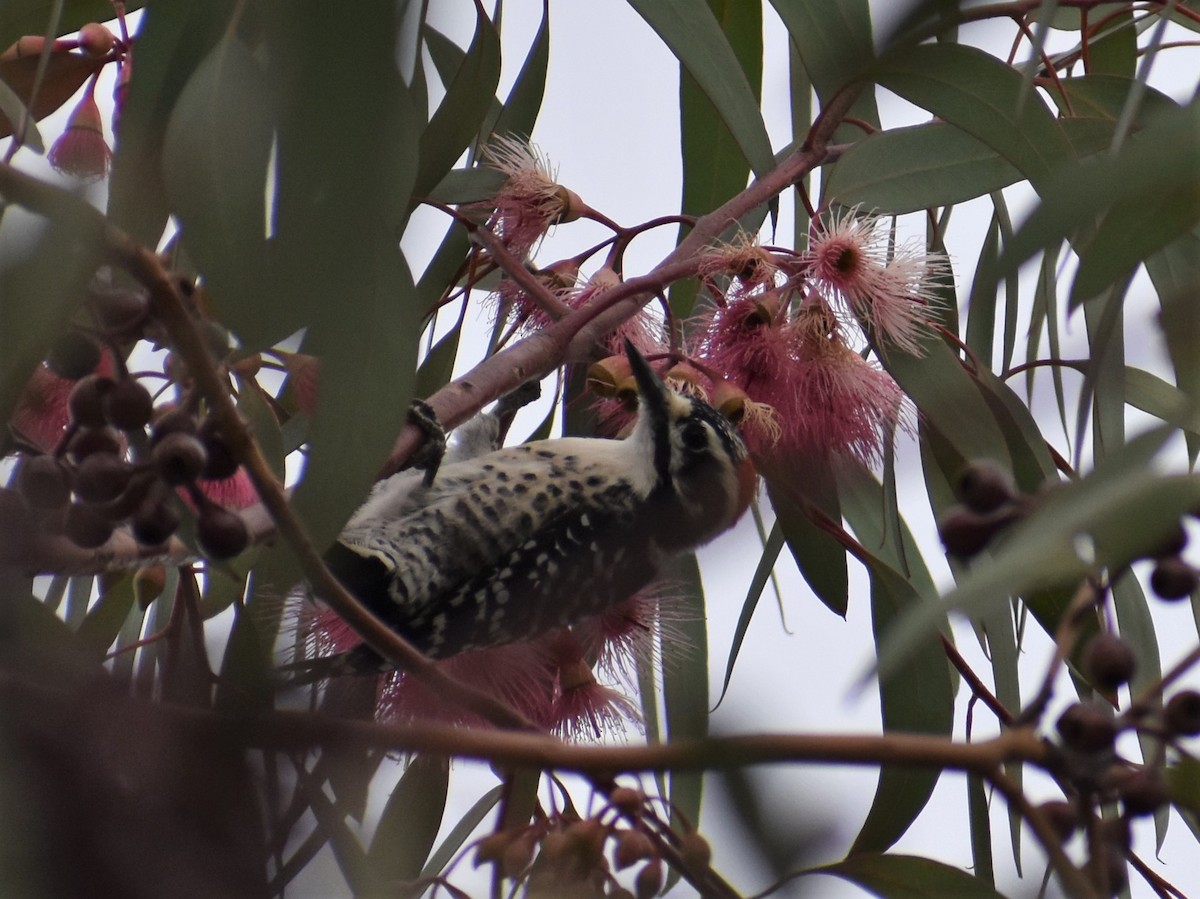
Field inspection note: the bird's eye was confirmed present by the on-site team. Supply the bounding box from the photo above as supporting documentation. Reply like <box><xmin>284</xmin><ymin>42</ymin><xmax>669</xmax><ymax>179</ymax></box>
<box><xmin>681</xmin><ymin>419</ymin><xmax>710</xmax><ymax>451</ymax></box>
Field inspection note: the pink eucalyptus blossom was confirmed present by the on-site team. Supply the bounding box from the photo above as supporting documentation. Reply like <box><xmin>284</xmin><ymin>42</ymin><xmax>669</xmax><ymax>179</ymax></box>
<box><xmin>482</xmin><ymin>135</ymin><xmax>582</xmax><ymax>259</ymax></box>
<box><xmin>806</xmin><ymin>210</ymin><xmax>947</xmax><ymax>355</ymax></box>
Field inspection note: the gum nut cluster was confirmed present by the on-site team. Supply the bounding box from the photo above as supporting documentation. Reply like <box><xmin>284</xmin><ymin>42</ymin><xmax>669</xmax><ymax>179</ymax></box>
<box><xmin>12</xmin><ymin>327</ymin><xmax>250</xmax><ymax>561</ymax></box>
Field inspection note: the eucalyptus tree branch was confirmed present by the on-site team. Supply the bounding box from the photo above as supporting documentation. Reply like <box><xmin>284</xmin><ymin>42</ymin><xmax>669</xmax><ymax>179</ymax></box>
<box><xmin>379</xmin><ymin>82</ymin><xmax>862</xmax><ymax>477</ymax></box>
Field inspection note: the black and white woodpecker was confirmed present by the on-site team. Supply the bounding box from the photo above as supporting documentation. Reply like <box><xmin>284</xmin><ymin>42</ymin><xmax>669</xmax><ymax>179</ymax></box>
<box><xmin>314</xmin><ymin>342</ymin><xmax>756</xmax><ymax>673</ymax></box>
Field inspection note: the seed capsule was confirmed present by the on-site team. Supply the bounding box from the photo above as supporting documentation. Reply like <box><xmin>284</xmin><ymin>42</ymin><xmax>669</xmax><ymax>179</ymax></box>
<box><xmin>46</xmin><ymin>330</ymin><xmax>101</xmax><ymax>380</ymax></box>
<box><xmin>103</xmin><ymin>378</ymin><xmax>154</xmax><ymax>431</ymax></box>
<box><xmin>1084</xmin><ymin>633</ymin><xmax>1137</xmax><ymax>692</ymax></box>
<box><xmin>152</xmin><ymin>432</ymin><xmax>208</xmax><ymax>485</ymax></box>
<box><xmin>16</xmin><ymin>455</ymin><xmax>71</xmax><ymax>509</ymax></box>
<box><xmin>957</xmin><ymin>459</ymin><xmax>1016</xmax><ymax>514</ymax></box>
<box><xmin>72</xmin><ymin>452</ymin><xmax>132</xmax><ymax>504</ymax></box>
<box><xmin>1165</xmin><ymin>690</ymin><xmax>1200</xmax><ymax>737</ymax></box>
<box><xmin>68</xmin><ymin>374</ymin><xmax>115</xmax><ymax>427</ymax></box>
<box><xmin>64</xmin><ymin>502</ymin><xmax>114</xmax><ymax>548</ymax></box>
<box><xmin>1056</xmin><ymin>703</ymin><xmax>1118</xmax><ymax>754</ymax></box>
<box><xmin>1150</xmin><ymin>556</ymin><xmax>1198</xmax><ymax>600</ymax></box>
<box><xmin>197</xmin><ymin>504</ymin><xmax>249</xmax><ymax>559</ymax></box>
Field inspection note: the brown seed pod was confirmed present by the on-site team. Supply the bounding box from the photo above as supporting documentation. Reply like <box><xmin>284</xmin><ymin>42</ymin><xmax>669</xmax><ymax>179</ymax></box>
<box><xmin>131</xmin><ymin>496</ymin><xmax>181</xmax><ymax>546</ymax></box>
<box><xmin>67</xmin><ymin>374</ymin><xmax>115</xmax><ymax>427</ymax></box>
<box><xmin>1150</xmin><ymin>556</ymin><xmax>1198</xmax><ymax>601</ymax></box>
<box><xmin>15</xmin><ymin>455</ymin><xmax>71</xmax><ymax>509</ymax></box>
<box><xmin>198</xmin><ymin>418</ymin><xmax>239</xmax><ymax>480</ymax></box>
<box><xmin>197</xmin><ymin>504</ymin><xmax>249</xmax><ymax>559</ymax></box>
<box><xmin>103</xmin><ymin>378</ymin><xmax>154</xmax><ymax>431</ymax></box>
<box><xmin>72</xmin><ymin>452</ymin><xmax>133</xmax><ymax>504</ymax></box>
<box><xmin>65</xmin><ymin>426</ymin><xmax>123</xmax><ymax>463</ymax></box>
<box><xmin>64</xmin><ymin>502</ymin><xmax>114</xmax><ymax>548</ymax></box>
<box><xmin>46</xmin><ymin>330</ymin><xmax>101</xmax><ymax>380</ymax></box>
<box><xmin>1056</xmin><ymin>703</ymin><xmax>1118</xmax><ymax>755</ymax></box>
<box><xmin>1036</xmin><ymin>799</ymin><xmax>1080</xmax><ymax>843</ymax></box>
<box><xmin>152</xmin><ymin>432</ymin><xmax>208</xmax><ymax>485</ymax></box>
<box><xmin>613</xmin><ymin>829</ymin><xmax>656</xmax><ymax>870</ymax></box>
<box><xmin>150</xmin><ymin>405</ymin><xmax>199</xmax><ymax>444</ymax></box>
<box><xmin>1119</xmin><ymin>769</ymin><xmax>1170</xmax><ymax>817</ymax></box>
<box><xmin>1084</xmin><ymin>633</ymin><xmax>1138</xmax><ymax>692</ymax></box>
<box><xmin>1164</xmin><ymin>689</ymin><xmax>1200</xmax><ymax>737</ymax></box>
<box><xmin>957</xmin><ymin>459</ymin><xmax>1016</xmax><ymax>514</ymax></box>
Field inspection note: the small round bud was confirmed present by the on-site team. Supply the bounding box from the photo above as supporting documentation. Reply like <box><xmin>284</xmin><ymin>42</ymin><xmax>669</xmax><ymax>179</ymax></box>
<box><xmin>197</xmin><ymin>504</ymin><xmax>249</xmax><ymax>559</ymax></box>
<box><xmin>103</xmin><ymin>378</ymin><xmax>154</xmax><ymax>431</ymax></box>
<box><xmin>67</xmin><ymin>374</ymin><xmax>115</xmax><ymax>426</ymax></box>
<box><xmin>1119</xmin><ymin>769</ymin><xmax>1170</xmax><ymax>817</ymax></box>
<box><xmin>1037</xmin><ymin>800</ymin><xmax>1080</xmax><ymax>843</ymax></box>
<box><xmin>1084</xmin><ymin>633</ymin><xmax>1137</xmax><ymax>692</ymax></box>
<box><xmin>16</xmin><ymin>455</ymin><xmax>71</xmax><ymax>509</ymax></box>
<box><xmin>1164</xmin><ymin>690</ymin><xmax>1200</xmax><ymax>737</ymax></box>
<box><xmin>77</xmin><ymin>23</ymin><xmax>116</xmax><ymax>58</ymax></box>
<box><xmin>1056</xmin><ymin>703</ymin><xmax>1118</xmax><ymax>754</ymax></box>
<box><xmin>65</xmin><ymin>426</ymin><xmax>123</xmax><ymax>462</ymax></box>
<box><xmin>150</xmin><ymin>405</ymin><xmax>199</xmax><ymax>444</ymax></box>
<box><xmin>131</xmin><ymin>497</ymin><xmax>180</xmax><ymax>546</ymax></box>
<box><xmin>957</xmin><ymin>459</ymin><xmax>1016</xmax><ymax>514</ymax></box>
<box><xmin>133</xmin><ymin>565</ymin><xmax>168</xmax><ymax>609</ymax></box>
<box><xmin>72</xmin><ymin>452</ymin><xmax>132</xmax><ymax>504</ymax></box>
<box><xmin>938</xmin><ymin>505</ymin><xmax>996</xmax><ymax>557</ymax></box>
<box><xmin>613</xmin><ymin>829</ymin><xmax>656</xmax><ymax>870</ymax></box>
<box><xmin>608</xmin><ymin>786</ymin><xmax>645</xmax><ymax>817</ymax></box>
<box><xmin>64</xmin><ymin>502</ymin><xmax>113</xmax><ymax>548</ymax></box>
<box><xmin>46</xmin><ymin>330</ymin><xmax>101</xmax><ymax>380</ymax></box>
<box><xmin>198</xmin><ymin>419</ymin><xmax>239</xmax><ymax>480</ymax></box>
<box><xmin>152</xmin><ymin>432</ymin><xmax>208</xmax><ymax>485</ymax></box>
<box><xmin>1150</xmin><ymin>556</ymin><xmax>1198</xmax><ymax>601</ymax></box>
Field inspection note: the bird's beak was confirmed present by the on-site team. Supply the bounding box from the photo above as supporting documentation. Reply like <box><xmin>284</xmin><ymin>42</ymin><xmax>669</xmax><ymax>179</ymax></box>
<box><xmin>624</xmin><ymin>339</ymin><xmax>670</xmax><ymax>423</ymax></box>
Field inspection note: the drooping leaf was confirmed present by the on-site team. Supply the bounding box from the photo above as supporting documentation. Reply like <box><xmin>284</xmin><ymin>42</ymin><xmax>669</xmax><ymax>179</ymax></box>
<box><xmin>490</xmin><ymin>0</ymin><xmax>550</xmax><ymax>140</ymax></box>
<box><xmin>366</xmin><ymin>755</ymin><xmax>449</xmax><ymax>886</ymax></box>
<box><xmin>662</xmin><ymin>552</ymin><xmax>709</xmax><ymax>837</ymax></box>
<box><xmin>626</xmin><ymin>0</ymin><xmax>774</xmax><ymax>182</ymax></box>
<box><xmin>812</xmin><ymin>853</ymin><xmax>1007</xmax><ymax>898</ymax></box>
<box><xmin>840</xmin><ymin>467</ymin><xmax>953</xmax><ymax>853</ymax></box>
<box><xmin>163</xmin><ymin>33</ymin><xmax>275</xmax><ymax>349</ymax></box>
<box><xmin>108</xmin><ymin>1</ymin><xmax>236</xmax><ymax>246</ymax></box>
<box><xmin>414</xmin><ymin>9</ymin><xmax>501</xmax><ymax>199</ymax></box>
<box><xmin>872</xmin><ymin>42</ymin><xmax>1075</xmax><ymax>191</ymax></box>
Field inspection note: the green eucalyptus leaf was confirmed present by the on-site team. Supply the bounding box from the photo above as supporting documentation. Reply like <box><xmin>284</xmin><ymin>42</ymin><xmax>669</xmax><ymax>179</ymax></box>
<box><xmin>367</xmin><ymin>755</ymin><xmax>449</xmax><ymax>885</ymax></box>
<box><xmin>813</xmin><ymin>853</ymin><xmax>1007</xmax><ymax>898</ymax></box>
<box><xmin>163</xmin><ymin>33</ymin><xmax>274</xmax><ymax>349</ymax></box>
<box><xmin>873</xmin><ymin>42</ymin><xmax>1074</xmax><ymax>190</ymax></box>
<box><xmin>626</xmin><ymin>0</ymin><xmax>774</xmax><ymax>181</ymax></box>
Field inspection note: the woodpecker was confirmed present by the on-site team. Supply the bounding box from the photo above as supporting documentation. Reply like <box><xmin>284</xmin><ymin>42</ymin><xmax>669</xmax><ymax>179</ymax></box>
<box><xmin>312</xmin><ymin>342</ymin><xmax>756</xmax><ymax>673</ymax></box>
